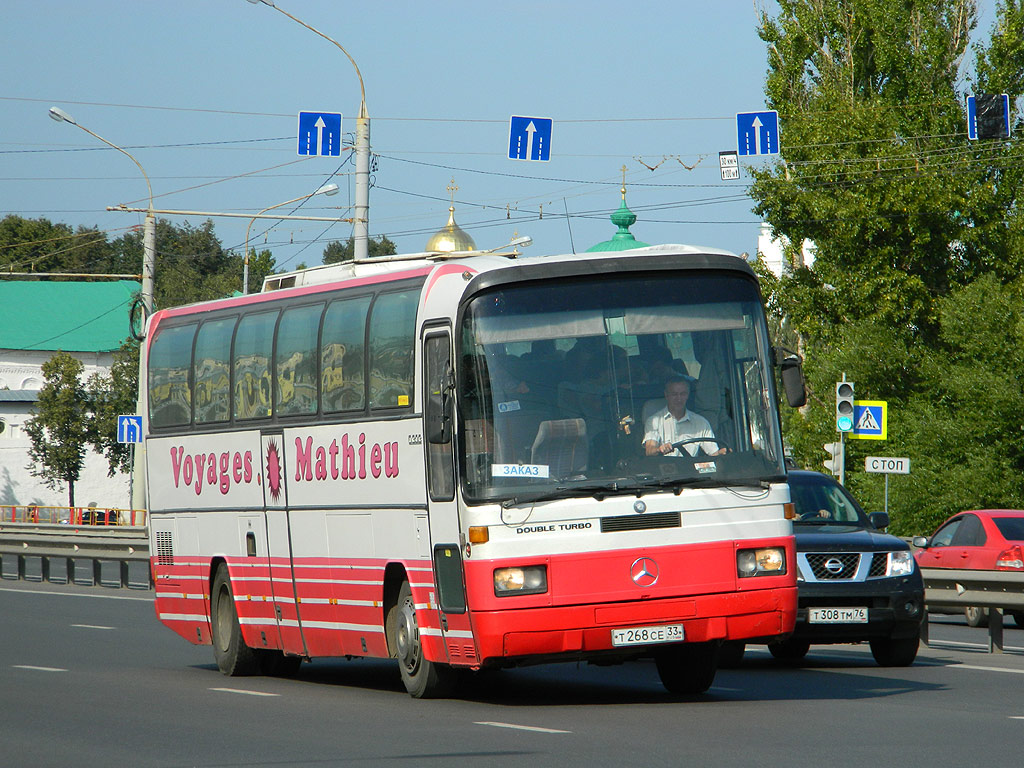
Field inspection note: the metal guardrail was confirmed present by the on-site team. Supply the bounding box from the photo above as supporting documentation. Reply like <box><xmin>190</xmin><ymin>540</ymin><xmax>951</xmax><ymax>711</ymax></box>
<box><xmin>1</xmin><ymin>505</ymin><xmax>147</xmax><ymax>527</ymax></box>
<box><xmin>0</xmin><ymin>522</ymin><xmax>151</xmax><ymax>589</ymax></box>
<box><xmin>920</xmin><ymin>567</ymin><xmax>1024</xmax><ymax>653</ymax></box>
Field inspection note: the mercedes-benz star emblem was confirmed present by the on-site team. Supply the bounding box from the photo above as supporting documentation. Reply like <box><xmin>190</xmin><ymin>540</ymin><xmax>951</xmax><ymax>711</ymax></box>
<box><xmin>824</xmin><ymin>557</ymin><xmax>845</xmax><ymax>575</ymax></box>
<box><xmin>633</xmin><ymin>500</ymin><xmax>647</xmax><ymax>514</ymax></box>
<box><xmin>630</xmin><ymin>557</ymin><xmax>659</xmax><ymax>587</ymax></box>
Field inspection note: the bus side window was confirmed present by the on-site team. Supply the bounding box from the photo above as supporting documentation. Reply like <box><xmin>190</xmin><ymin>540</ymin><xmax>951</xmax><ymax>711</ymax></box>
<box><xmin>233</xmin><ymin>311</ymin><xmax>277</xmax><ymax>421</ymax></box>
<box><xmin>149</xmin><ymin>323</ymin><xmax>196</xmax><ymax>429</ymax></box>
<box><xmin>194</xmin><ymin>317</ymin><xmax>234</xmax><ymax>424</ymax></box>
<box><xmin>369</xmin><ymin>289</ymin><xmax>418</xmax><ymax>410</ymax></box>
<box><xmin>424</xmin><ymin>333</ymin><xmax>455</xmax><ymax>501</ymax></box>
<box><xmin>275</xmin><ymin>303</ymin><xmax>323</xmax><ymax>417</ymax></box>
<box><xmin>322</xmin><ymin>295</ymin><xmax>371</xmax><ymax>413</ymax></box>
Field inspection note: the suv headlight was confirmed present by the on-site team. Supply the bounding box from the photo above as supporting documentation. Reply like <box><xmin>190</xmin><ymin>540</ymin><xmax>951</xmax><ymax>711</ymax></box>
<box><xmin>737</xmin><ymin>547</ymin><xmax>786</xmax><ymax>578</ymax></box>
<box><xmin>889</xmin><ymin>551</ymin><xmax>915</xmax><ymax>576</ymax></box>
<box><xmin>494</xmin><ymin>565</ymin><xmax>548</xmax><ymax>596</ymax></box>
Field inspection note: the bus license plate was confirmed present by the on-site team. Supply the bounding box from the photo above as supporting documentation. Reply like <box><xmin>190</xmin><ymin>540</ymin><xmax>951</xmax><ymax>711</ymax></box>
<box><xmin>808</xmin><ymin>607</ymin><xmax>868</xmax><ymax>624</ymax></box>
<box><xmin>610</xmin><ymin>624</ymin><xmax>684</xmax><ymax>647</ymax></box>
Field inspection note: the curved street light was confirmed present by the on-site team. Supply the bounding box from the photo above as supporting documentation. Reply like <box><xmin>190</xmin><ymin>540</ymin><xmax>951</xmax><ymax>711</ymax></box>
<box><xmin>245</xmin><ymin>1</ymin><xmax>370</xmax><ymax>261</ymax></box>
<box><xmin>48</xmin><ymin>106</ymin><xmax>156</xmax><ymax>315</ymax></box>
<box><xmin>243</xmin><ymin>183</ymin><xmax>339</xmax><ymax>294</ymax></box>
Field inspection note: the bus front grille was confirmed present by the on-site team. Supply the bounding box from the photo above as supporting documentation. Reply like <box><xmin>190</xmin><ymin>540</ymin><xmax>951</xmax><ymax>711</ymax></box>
<box><xmin>600</xmin><ymin>511</ymin><xmax>681</xmax><ymax>533</ymax></box>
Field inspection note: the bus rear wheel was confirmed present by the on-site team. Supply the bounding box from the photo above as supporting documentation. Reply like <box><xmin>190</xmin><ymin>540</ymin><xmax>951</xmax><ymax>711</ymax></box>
<box><xmin>211</xmin><ymin>565</ymin><xmax>260</xmax><ymax>676</ymax></box>
<box><xmin>387</xmin><ymin>580</ymin><xmax>455</xmax><ymax>698</ymax></box>
<box><xmin>655</xmin><ymin>642</ymin><xmax>719</xmax><ymax>694</ymax></box>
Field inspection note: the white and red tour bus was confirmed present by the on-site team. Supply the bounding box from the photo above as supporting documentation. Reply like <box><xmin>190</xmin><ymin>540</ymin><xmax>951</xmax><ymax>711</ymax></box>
<box><xmin>142</xmin><ymin>243</ymin><xmax>802</xmax><ymax>697</ymax></box>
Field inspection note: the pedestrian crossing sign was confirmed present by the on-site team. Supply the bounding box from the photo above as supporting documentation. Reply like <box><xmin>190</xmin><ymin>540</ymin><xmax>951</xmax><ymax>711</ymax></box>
<box><xmin>849</xmin><ymin>400</ymin><xmax>886</xmax><ymax>440</ymax></box>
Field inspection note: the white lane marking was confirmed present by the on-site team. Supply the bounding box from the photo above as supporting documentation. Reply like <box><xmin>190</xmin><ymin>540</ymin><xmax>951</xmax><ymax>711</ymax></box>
<box><xmin>475</xmin><ymin>721</ymin><xmax>570</xmax><ymax>734</ymax></box>
<box><xmin>0</xmin><ymin>586</ymin><xmax>152</xmax><ymax>602</ymax></box>
<box><xmin>952</xmin><ymin>664</ymin><xmax>1024</xmax><ymax>675</ymax></box>
<box><xmin>209</xmin><ymin>687</ymin><xmax>280</xmax><ymax>697</ymax></box>
<box><xmin>13</xmin><ymin>665</ymin><xmax>67</xmax><ymax>672</ymax></box>
<box><xmin>71</xmin><ymin>624</ymin><xmax>114</xmax><ymax>630</ymax></box>
<box><xmin>928</xmin><ymin>638</ymin><xmax>1024</xmax><ymax>653</ymax></box>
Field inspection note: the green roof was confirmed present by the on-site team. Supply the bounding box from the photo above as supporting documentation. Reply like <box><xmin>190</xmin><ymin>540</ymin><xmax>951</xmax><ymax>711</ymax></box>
<box><xmin>0</xmin><ymin>280</ymin><xmax>140</xmax><ymax>352</ymax></box>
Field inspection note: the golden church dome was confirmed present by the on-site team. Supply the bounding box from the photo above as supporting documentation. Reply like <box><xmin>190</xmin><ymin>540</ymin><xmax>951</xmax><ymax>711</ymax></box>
<box><xmin>425</xmin><ymin>178</ymin><xmax>477</xmax><ymax>252</ymax></box>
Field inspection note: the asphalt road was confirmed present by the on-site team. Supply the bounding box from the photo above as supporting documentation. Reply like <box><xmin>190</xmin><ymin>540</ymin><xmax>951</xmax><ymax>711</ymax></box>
<box><xmin>2</xmin><ymin>580</ymin><xmax>1022</xmax><ymax>768</ymax></box>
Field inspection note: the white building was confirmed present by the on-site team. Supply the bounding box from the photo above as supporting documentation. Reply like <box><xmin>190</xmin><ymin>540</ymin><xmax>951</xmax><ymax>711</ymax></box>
<box><xmin>0</xmin><ymin>280</ymin><xmax>138</xmax><ymax>511</ymax></box>
<box><xmin>756</xmin><ymin>222</ymin><xmax>816</xmax><ymax>278</ymax></box>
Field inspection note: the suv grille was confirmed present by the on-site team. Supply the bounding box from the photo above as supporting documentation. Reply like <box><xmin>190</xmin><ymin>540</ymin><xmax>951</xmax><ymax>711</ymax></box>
<box><xmin>806</xmin><ymin>552</ymin><xmax>860</xmax><ymax>580</ymax></box>
<box><xmin>868</xmin><ymin>552</ymin><xmax>888</xmax><ymax>578</ymax></box>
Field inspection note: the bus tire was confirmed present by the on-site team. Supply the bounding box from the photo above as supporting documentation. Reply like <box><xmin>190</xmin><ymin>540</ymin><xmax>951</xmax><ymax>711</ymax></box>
<box><xmin>387</xmin><ymin>580</ymin><xmax>455</xmax><ymax>698</ymax></box>
<box><xmin>655</xmin><ymin>641</ymin><xmax>719</xmax><ymax>695</ymax></box>
<box><xmin>211</xmin><ymin>565</ymin><xmax>261</xmax><ymax>676</ymax></box>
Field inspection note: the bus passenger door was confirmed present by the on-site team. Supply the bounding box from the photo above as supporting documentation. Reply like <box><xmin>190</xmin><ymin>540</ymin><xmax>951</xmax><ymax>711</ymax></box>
<box><xmin>261</xmin><ymin>431</ymin><xmax>308</xmax><ymax>657</ymax></box>
<box><xmin>423</xmin><ymin>329</ymin><xmax>478</xmax><ymax>665</ymax></box>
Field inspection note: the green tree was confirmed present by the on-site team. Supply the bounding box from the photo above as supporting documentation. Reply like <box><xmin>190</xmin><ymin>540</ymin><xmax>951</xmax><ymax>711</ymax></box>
<box><xmin>323</xmin><ymin>234</ymin><xmax>397</xmax><ymax>264</ymax></box>
<box><xmin>24</xmin><ymin>351</ymin><xmax>92</xmax><ymax>507</ymax></box>
<box><xmin>752</xmin><ymin>0</ymin><xmax>1024</xmax><ymax>532</ymax></box>
<box><xmin>0</xmin><ymin>215</ymin><xmax>115</xmax><ymax>278</ymax></box>
<box><xmin>113</xmin><ymin>218</ymin><xmax>243</xmax><ymax>307</ymax></box>
<box><xmin>86</xmin><ymin>339</ymin><xmax>140</xmax><ymax>476</ymax></box>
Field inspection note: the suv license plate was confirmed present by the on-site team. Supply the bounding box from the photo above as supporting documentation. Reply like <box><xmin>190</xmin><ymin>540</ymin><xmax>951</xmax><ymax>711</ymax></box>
<box><xmin>809</xmin><ymin>607</ymin><xmax>868</xmax><ymax>624</ymax></box>
<box><xmin>610</xmin><ymin>624</ymin><xmax>684</xmax><ymax>647</ymax></box>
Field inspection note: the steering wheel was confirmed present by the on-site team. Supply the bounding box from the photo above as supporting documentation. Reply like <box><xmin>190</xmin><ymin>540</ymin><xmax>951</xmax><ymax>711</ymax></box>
<box><xmin>799</xmin><ymin>509</ymin><xmax>832</xmax><ymax>521</ymax></box>
<box><xmin>669</xmin><ymin>437</ymin><xmax>731</xmax><ymax>456</ymax></box>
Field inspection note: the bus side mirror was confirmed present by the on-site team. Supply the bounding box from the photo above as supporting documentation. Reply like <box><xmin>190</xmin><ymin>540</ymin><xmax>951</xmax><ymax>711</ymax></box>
<box><xmin>779</xmin><ymin>355</ymin><xmax>807</xmax><ymax>408</ymax></box>
<box><xmin>426</xmin><ymin>367</ymin><xmax>454</xmax><ymax>445</ymax></box>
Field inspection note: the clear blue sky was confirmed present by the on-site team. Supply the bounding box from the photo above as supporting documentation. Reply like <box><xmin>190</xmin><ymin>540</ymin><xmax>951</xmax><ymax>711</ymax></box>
<box><xmin>0</xmin><ymin>1</ymin><xmax>998</xmax><ymax>276</ymax></box>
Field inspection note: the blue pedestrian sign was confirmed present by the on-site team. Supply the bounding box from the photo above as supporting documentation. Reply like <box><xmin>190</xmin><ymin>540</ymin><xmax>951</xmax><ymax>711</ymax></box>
<box><xmin>966</xmin><ymin>94</ymin><xmax>1010</xmax><ymax>140</ymax></box>
<box><xmin>297</xmin><ymin>111</ymin><xmax>343</xmax><ymax>157</ymax></box>
<box><xmin>117</xmin><ymin>414</ymin><xmax>143</xmax><ymax>445</ymax></box>
<box><xmin>849</xmin><ymin>400</ymin><xmax>887</xmax><ymax>441</ymax></box>
<box><xmin>508</xmin><ymin>116</ymin><xmax>553</xmax><ymax>161</ymax></box>
<box><xmin>736</xmin><ymin>110</ymin><xmax>780</xmax><ymax>156</ymax></box>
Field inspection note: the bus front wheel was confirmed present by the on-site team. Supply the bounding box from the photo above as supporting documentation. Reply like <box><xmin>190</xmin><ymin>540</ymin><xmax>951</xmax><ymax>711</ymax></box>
<box><xmin>654</xmin><ymin>641</ymin><xmax>719</xmax><ymax>694</ymax></box>
<box><xmin>211</xmin><ymin>565</ymin><xmax>261</xmax><ymax>676</ymax></box>
<box><xmin>387</xmin><ymin>580</ymin><xmax>455</xmax><ymax>698</ymax></box>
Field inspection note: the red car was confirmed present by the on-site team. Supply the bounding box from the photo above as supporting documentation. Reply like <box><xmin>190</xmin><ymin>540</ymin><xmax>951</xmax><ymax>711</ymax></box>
<box><xmin>913</xmin><ymin>509</ymin><xmax>1024</xmax><ymax>627</ymax></box>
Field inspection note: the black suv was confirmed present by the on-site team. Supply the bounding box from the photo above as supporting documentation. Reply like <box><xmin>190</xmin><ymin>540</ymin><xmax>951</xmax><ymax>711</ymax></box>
<box><xmin>724</xmin><ymin>470</ymin><xmax>924</xmax><ymax>667</ymax></box>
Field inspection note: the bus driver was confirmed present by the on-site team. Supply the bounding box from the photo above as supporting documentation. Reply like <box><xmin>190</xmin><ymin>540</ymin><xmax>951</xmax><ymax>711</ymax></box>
<box><xmin>643</xmin><ymin>375</ymin><xmax>726</xmax><ymax>457</ymax></box>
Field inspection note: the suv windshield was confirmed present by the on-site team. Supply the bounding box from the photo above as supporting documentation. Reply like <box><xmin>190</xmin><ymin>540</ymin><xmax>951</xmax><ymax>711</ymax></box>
<box><xmin>458</xmin><ymin>271</ymin><xmax>786</xmax><ymax>504</ymax></box>
<box><xmin>789</xmin><ymin>473</ymin><xmax>868</xmax><ymax>525</ymax></box>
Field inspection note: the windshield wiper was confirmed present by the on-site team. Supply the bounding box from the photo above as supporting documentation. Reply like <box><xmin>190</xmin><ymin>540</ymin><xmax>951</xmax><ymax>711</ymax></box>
<box><xmin>500</xmin><ymin>479</ymin><xmax>640</xmax><ymax>508</ymax></box>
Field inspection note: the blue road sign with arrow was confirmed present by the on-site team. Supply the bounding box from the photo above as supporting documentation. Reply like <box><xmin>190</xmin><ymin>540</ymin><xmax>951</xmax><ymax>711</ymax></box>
<box><xmin>966</xmin><ymin>94</ymin><xmax>1010</xmax><ymax>140</ymax></box>
<box><xmin>508</xmin><ymin>116</ymin><xmax>553</xmax><ymax>161</ymax></box>
<box><xmin>736</xmin><ymin>110</ymin><xmax>780</xmax><ymax>156</ymax></box>
<box><xmin>297</xmin><ymin>111</ymin><xmax>343</xmax><ymax>157</ymax></box>
<box><xmin>117</xmin><ymin>414</ymin><xmax>143</xmax><ymax>444</ymax></box>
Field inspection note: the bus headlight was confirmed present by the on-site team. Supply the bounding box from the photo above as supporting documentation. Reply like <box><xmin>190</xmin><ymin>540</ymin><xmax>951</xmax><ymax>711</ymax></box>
<box><xmin>737</xmin><ymin>547</ymin><xmax>786</xmax><ymax>578</ymax></box>
<box><xmin>494</xmin><ymin>565</ymin><xmax>547</xmax><ymax>596</ymax></box>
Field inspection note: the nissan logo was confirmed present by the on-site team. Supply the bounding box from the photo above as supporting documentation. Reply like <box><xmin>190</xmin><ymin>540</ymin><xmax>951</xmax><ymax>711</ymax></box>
<box><xmin>824</xmin><ymin>557</ymin><xmax>845</xmax><ymax>575</ymax></box>
<box><xmin>630</xmin><ymin>557</ymin><xmax>659</xmax><ymax>587</ymax></box>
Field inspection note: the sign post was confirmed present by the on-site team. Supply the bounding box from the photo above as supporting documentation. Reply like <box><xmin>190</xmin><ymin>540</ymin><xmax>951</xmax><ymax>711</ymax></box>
<box><xmin>864</xmin><ymin>456</ymin><xmax>910</xmax><ymax>516</ymax></box>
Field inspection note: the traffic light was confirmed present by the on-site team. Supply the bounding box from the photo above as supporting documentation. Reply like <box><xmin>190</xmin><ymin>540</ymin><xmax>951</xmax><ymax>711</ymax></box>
<box><xmin>836</xmin><ymin>381</ymin><xmax>855</xmax><ymax>432</ymax></box>
<box><xmin>823</xmin><ymin>442</ymin><xmax>843</xmax><ymax>476</ymax></box>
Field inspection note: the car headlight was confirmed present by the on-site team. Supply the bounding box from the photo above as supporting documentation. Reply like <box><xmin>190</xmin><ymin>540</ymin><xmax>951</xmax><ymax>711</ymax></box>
<box><xmin>737</xmin><ymin>547</ymin><xmax>786</xmax><ymax>578</ymax></box>
<box><xmin>889</xmin><ymin>550</ymin><xmax>915</xmax><ymax>576</ymax></box>
<box><xmin>494</xmin><ymin>565</ymin><xmax>548</xmax><ymax>596</ymax></box>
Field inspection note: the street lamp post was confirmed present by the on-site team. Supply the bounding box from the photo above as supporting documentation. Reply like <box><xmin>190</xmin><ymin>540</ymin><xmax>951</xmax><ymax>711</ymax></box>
<box><xmin>245</xmin><ymin>0</ymin><xmax>370</xmax><ymax>260</ymax></box>
<box><xmin>243</xmin><ymin>183</ymin><xmax>339</xmax><ymax>294</ymax></box>
<box><xmin>48</xmin><ymin>106</ymin><xmax>155</xmax><ymax>315</ymax></box>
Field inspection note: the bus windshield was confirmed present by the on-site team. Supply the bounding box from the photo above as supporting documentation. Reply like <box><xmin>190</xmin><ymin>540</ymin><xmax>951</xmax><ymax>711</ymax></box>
<box><xmin>458</xmin><ymin>271</ymin><xmax>786</xmax><ymax>503</ymax></box>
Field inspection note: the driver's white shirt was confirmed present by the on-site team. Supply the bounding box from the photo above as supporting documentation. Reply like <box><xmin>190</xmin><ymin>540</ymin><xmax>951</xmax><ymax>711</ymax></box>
<box><xmin>643</xmin><ymin>408</ymin><xmax>718</xmax><ymax>457</ymax></box>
